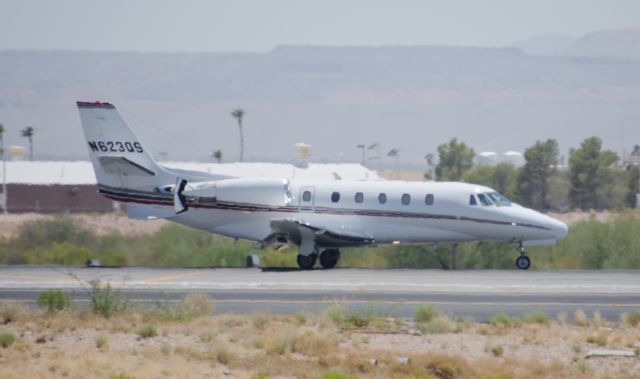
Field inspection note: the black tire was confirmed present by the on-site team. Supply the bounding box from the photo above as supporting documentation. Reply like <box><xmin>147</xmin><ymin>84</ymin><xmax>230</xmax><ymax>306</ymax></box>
<box><xmin>516</xmin><ymin>255</ymin><xmax>531</xmax><ymax>270</ymax></box>
<box><xmin>297</xmin><ymin>253</ymin><xmax>317</xmax><ymax>270</ymax></box>
<box><xmin>319</xmin><ymin>249</ymin><xmax>340</xmax><ymax>269</ymax></box>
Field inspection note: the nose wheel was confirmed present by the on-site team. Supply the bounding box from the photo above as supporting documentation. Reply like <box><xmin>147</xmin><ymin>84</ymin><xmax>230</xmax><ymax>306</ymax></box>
<box><xmin>515</xmin><ymin>255</ymin><xmax>531</xmax><ymax>270</ymax></box>
<box><xmin>514</xmin><ymin>242</ymin><xmax>531</xmax><ymax>270</ymax></box>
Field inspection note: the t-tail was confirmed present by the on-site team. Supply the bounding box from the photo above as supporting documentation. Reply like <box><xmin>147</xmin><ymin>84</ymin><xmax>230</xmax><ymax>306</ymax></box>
<box><xmin>77</xmin><ymin>101</ymin><xmax>180</xmax><ymax>219</ymax></box>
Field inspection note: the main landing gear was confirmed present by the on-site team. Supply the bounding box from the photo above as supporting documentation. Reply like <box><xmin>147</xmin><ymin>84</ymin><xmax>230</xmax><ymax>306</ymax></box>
<box><xmin>515</xmin><ymin>242</ymin><xmax>531</xmax><ymax>270</ymax></box>
<box><xmin>296</xmin><ymin>249</ymin><xmax>341</xmax><ymax>270</ymax></box>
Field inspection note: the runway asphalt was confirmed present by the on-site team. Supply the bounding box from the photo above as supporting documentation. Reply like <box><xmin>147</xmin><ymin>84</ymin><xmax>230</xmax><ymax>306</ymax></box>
<box><xmin>0</xmin><ymin>266</ymin><xmax>639</xmax><ymax>322</ymax></box>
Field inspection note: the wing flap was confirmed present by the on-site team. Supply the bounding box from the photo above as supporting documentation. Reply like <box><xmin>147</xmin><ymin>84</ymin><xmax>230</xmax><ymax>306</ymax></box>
<box><xmin>269</xmin><ymin>218</ymin><xmax>374</xmax><ymax>248</ymax></box>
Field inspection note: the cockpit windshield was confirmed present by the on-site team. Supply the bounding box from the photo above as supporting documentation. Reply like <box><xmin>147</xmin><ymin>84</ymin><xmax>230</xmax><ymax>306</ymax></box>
<box><xmin>487</xmin><ymin>192</ymin><xmax>511</xmax><ymax>206</ymax></box>
<box><xmin>477</xmin><ymin>193</ymin><xmax>494</xmax><ymax>206</ymax></box>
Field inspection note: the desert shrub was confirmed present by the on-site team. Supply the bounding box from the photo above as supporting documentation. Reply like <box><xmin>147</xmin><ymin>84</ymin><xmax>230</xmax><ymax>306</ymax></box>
<box><xmin>136</xmin><ymin>324</ymin><xmax>157</xmax><ymax>338</ymax></box>
<box><xmin>622</xmin><ymin>310</ymin><xmax>640</xmax><ymax>327</ymax></box>
<box><xmin>256</xmin><ymin>330</ymin><xmax>293</xmax><ymax>355</ymax></box>
<box><xmin>109</xmin><ymin>373</ymin><xmax>136</xmax><ymax>379</ymax></box>
<box><xmin>521</xmin><ymin>311</ymin><xmax>549</xmax><ymax>325</ymax></box>
<box><xmin>490</xmin><ymin>313</ymin><xmax>516</xmax><ymax>327</ymax></box>
<box><xmin>326</xmin><ymin>305</ymin><xmax>346</xmax><ymax>325</ymax></box>
<box><xmin>89</xmin><ymin>280</ymin><xmax>129</xmax><ymax>318</ymax></box>
<box><xmin>16</xmin><ymin>214</ymin><xmax>92</xmax><ymax>250</ymax></box>
<box><xmin>321</xmin><ymin>373</ymin><xmax>357</xmax><ymax>379</ymax></box>
<box><xmin>251</xmin><ymin>313</ymin><xmax>272</xmax><ymax>330</ymax></box>
<box><xmin>0</xmin><ymin>301</ymin><xmax>26</xmax><ymax>324</ymax></box>
<box><xmin>213</xmin><ymin>342</ymin><xmax>233</xmax><ymax>365</ymax></box>
<box><xmin>345</xmin><ymin>306</ymin><xmax>376</xmax><ymax>328</ymax></box>
<box><xmin>0</xmin><ymin>332</ymin><xmax>15</xmax><ymax>348</ymax></box>
<box><xmin>294</xmin><ymin>312</ymin><xmax>307</xmax><ymax>325</ymax></box>
<box><xmin>37</xmin><ymin>290</ymin><xmax>71</xmax><ymax>312</ymax></box>
<box><xmin>574</xmin><ymin>309</ymin><xmax>589</xmax><ymax>326</ymax></box>
<box><xmin>154</xmin><ymin>292</ymin><xmax>213</xmax><ymax>322</ymax></box>
<box><xmin>95</xmin><ymin>334</ymin><xmax>108</xmax><ymax>350</ymax></box>
<box><xmin>586</xmin><ymin>333</ymin><xmax>607</xmax><ymax>346</ymax></box>
<box><xmin>27</xmin><ymin>242</ymin><xmax>92</xmax><ymax>265</ymax></box>
<box><xmin>425</xmin><ymin>354</ymin><xmax>472</xmax><ymax>379</ymax></box>
<box><xmin>592</xmin><ymin>310</ymin><xmax>605</xmax><ymax>326</ymax></box>
<box><xmin>325</xmin><ymin>305</ymin><xmax>380</xmax><ymax>328</ymax></box>
<box><xmin>417</xmin><ymin>317</ymin><xmax>456</xmax><ymax>334</ymax></box>
<box><xmin>292</xmin><ymin>330</ymin><xmax>335</xmax><ymax>356</ymax></box>
<box><xmin>415</xmin><ymin>304</ymin><xmax>440</xmax><ymax>323</ymax></box>
<box><xmin>251</xmin><ymin>374</ymin><xmax>270</xmax><ymax>379</ymax></box>
<box><xmin>491</xmin><ymin>345</ymin><xmax>504</xmax><ymax>357</ymax></box>
<box><xmin>180</xmin><ymin>292</ymin><xmax>212</xmax><ymax>317</ymax></box>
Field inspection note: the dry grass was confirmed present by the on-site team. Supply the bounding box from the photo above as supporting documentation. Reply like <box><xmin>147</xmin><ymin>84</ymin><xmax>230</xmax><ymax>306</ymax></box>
<box><xmin>574</xmin><ymin>309</ymin><xmax>589</xmax><ymax>327</ymax></box>
<box><xmin>0</xmin><ymin>301</ymin><xmax>638</xmax><ymax>379</ymax></box>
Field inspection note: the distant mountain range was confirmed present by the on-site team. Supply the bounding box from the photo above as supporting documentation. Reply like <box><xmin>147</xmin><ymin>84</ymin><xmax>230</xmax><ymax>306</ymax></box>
<box><xmin>0</xmin><ymin>28</ymin><xmax>639</xmax><ymax>166</ymax></box>
<box><xmin>513</xmin><ymin>28</ymin><xmax>640</xmax><ymax>60</ymax></box>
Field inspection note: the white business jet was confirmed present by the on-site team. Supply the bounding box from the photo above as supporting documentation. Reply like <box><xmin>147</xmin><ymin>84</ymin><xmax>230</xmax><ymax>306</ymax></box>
<box><xmin>77</xmin><ymin>101</ymin><xmax>568</xmax><ymax>270</ymax></box>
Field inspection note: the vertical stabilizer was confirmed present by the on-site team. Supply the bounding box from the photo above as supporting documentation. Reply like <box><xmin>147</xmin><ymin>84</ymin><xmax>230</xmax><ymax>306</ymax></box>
<box><xmin>77</xmin><ymin>101</ymin><xmax>173</xmax><ymax>190</ymax></box>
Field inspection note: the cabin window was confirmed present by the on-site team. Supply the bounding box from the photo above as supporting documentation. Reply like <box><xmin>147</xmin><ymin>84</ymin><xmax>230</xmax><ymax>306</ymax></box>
<box><xmin>401</xmin><ymin>193</ymin><xmax>411</xmax><ymax>205</ymax></box>
<box><xmin>477</xmin><ymin>193</ymin><xmax>493</xmax><ymax>206</ymax></box>
<box><xmin>302</xmin><ymin>190</ymin><xmax>312</xmax><ymax>202</ymax></box>
<box><xmin>425</xmin><ymin>194</ymin><xmax>434</xmax><ymax>205</ymax></box>
<box><xmin>331</xmin><ymin>191</ymin><xmax>340</xmax><ymax>203</ymax></box>
<box><xmin>355</xmin><ymin>192</ymin><xmax>364</xmax><ymax>203</ymax></box>
<box><xmin>469</xmin><ymin>195</ymin><xmax>478</xmax><ymax>206</ymax></box>
<box><xmin>378</xmin><ymin>193</ymin><xmax>387</xmax><ymax>204</ymax></box>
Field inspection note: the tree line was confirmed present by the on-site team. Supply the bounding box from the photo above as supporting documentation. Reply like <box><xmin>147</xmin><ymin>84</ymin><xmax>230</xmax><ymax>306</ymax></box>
<box><xmin>433</xmin><ymin>136</ymin><xmax>639</xmax><ymax>211</ymax></box>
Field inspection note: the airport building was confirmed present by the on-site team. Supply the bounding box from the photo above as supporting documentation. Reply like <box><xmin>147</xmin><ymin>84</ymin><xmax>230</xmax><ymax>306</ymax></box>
<box><xmin>0</xmin><ymin>161</ymin><xmax>379</xmax><ymax>213</ymax></box>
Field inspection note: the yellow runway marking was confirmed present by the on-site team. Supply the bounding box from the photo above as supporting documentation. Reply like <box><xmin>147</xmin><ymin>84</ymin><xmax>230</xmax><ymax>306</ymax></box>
<box><xmin>138</xmin><ymin>271</ymin><xmax>203</xmax><ymax>283</ymax></box>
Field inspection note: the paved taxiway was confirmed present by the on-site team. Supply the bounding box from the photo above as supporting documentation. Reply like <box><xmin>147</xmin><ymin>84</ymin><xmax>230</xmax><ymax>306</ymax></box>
<box><xmin>0</xmin><ymin>266</ymin><xmax>638</xmax><ymax>321</ymax></box>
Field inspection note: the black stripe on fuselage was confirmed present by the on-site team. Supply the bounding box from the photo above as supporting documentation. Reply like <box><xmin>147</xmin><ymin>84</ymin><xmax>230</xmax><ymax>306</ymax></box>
<box><xmin>97</xmin><ymin>185</ymin><xmax>550</xmax><ymax>231</ymax></box>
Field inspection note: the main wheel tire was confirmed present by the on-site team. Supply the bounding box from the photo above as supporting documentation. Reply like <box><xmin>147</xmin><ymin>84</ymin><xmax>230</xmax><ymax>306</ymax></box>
<box><xmin>319</xmin><ymin>249</ymin><xmax>340</xmax><ymax>269</ymax></box>
<box><xmin>297</xmin><ymin>253</ymin><xmax>317</xmax><ymax>270</ymax></box>
<box><xmin>516</xmin><ymin>255</ymin><xmax>531</xmax><ymax>270</ymax></box>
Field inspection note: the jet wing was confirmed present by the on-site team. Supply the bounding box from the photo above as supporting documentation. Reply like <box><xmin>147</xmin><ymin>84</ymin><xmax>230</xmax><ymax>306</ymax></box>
<box><xmin>269</xmin><ymin>218</ymin><xmax>375</xmax><ymax>248</ymax></box>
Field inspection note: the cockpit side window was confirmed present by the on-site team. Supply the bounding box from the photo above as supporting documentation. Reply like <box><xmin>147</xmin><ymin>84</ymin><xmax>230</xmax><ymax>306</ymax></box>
<box><xmin>469</xmin><ymin>195</ymin><xmax>477</xmax><ymax>206</ymax></box>
<box><xmin>477</xmin><ymin>193</ymin><xmax>493</xmax><ymax>206</ymax></box>
<box><xmin>488</xmin><ymin>192</ymin><xmax>512</xmax><ymax>206</ymax></box>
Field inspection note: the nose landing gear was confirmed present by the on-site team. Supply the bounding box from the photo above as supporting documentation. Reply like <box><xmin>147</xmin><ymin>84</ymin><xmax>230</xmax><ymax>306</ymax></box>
<box><xmin>515</xmin><ymin>242</ymin><xmax>531</xmax><ymax>270</ymax></box>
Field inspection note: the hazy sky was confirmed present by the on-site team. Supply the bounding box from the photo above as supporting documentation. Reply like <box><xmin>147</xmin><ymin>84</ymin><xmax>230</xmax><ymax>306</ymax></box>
<box><xmin>1</xmin><ymin>0</ymin><xmax>639</xmax><ymax>52</ymax></box>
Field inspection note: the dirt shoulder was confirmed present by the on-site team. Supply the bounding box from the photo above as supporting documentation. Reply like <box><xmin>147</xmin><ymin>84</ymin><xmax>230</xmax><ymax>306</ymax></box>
<box><xmin>0</xmin><ymin>300</ymin><xmax>638</xmax><ymax>379</ymax></box>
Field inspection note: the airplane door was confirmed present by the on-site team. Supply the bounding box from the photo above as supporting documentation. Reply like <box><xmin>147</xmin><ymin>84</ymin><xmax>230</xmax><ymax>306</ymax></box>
<box><xmin>298</xmin><ymin>186</ymin><xmax>315</xmax><ymax>212</ymax></box>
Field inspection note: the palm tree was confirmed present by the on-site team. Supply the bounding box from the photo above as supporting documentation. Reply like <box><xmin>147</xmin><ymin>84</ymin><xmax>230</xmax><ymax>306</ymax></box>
<box><xmin>211</xmin><ymin>149</ymin><xmax>223</xmax><ymax>163</ymax></box>
<box><xmin>230</xmin><ymin>108</ymin><xmax>245</xmax><ymax>162</ymax></box>
<box><xmin>21</xmin><ymin>126</ymin><xmax>34</xmax><ymax>161</ymax></box>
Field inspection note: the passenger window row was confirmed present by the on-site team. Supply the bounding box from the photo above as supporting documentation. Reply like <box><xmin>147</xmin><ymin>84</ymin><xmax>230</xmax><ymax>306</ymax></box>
<box><xmin>330</xmin><ymin>191</ymin><xmax>435</xmax><ymax>206</ymax></box>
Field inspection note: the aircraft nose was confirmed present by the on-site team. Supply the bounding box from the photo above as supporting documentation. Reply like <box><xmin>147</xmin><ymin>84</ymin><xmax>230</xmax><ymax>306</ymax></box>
<box><xmin>550</xmin><ymin>218</ymin><xmax>569</xmax><ymax>240</ymax></box>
